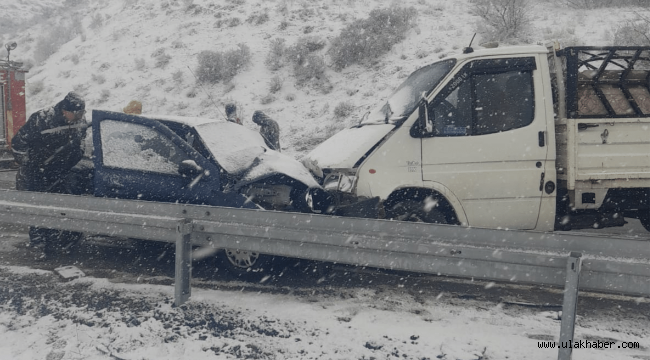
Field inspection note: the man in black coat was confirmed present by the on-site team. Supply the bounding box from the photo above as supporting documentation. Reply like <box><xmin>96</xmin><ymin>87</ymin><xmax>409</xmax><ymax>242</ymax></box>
<box><xmin>12</xmin><ymin>91</ymin><xmax>88</xmax><ymax>259</ymax></box>
<box><xmin>252</xmin><ymin>110</ymin><xmax>281</xmax><ymax>152</ymax></box>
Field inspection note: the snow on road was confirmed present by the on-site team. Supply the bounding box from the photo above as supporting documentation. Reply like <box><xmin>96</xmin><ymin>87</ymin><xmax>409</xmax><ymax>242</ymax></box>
<box><xmin>1</xmin><ymin>230</ymin><xmax>649</xmax><ymax>360</ymax></box>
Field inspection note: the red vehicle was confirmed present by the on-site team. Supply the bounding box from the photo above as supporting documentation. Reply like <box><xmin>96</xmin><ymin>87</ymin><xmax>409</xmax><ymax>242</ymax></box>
<box><xmin>0</xmin><ymin>42</ymin><xmax>27</xmax><ymax>167</ymax></box>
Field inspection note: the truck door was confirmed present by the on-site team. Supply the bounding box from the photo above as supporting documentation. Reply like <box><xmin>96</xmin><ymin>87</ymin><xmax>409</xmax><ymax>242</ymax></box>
<box><xmin>420</xmin><ymin>57</ymin><xmax>548</xmax><ymax>229</ymax></box>
<box><xmin>92</xmin><ymin>111</ymin><xmax>252</xmax><ymax>208</ymax></box>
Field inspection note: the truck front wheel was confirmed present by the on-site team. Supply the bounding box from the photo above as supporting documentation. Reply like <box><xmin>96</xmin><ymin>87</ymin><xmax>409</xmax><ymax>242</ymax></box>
<box><xmin>385</xmin><ymin>198</ymin><xmax>449</xmax><ymax>224</ymax></box>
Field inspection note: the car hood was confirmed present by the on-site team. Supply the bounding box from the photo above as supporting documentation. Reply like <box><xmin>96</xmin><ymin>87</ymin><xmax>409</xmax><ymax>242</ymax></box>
<box><xmin>236</xmin><ymin>149</ymin><xmax>320</xmax><ymax>190</ymax></box>
<box><xmin>194</xmin><ymin>121</ymin><xmax>319</xmax><ymax>188</ymax></box>
<box><xmin>303</xmin><ymin>124</ymin><xmax>395</xmax><ymax>170</ymax></box>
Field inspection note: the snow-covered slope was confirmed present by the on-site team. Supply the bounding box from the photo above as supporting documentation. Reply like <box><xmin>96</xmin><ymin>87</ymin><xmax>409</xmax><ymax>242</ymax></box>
<box><xmin>4</xmin><ymin>0</ymin><xmax>648</xmax><ymax>158</ymax></box>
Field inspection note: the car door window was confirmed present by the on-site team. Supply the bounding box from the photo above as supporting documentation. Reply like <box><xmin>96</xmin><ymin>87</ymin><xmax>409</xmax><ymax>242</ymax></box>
<box><xmin>429</xmin><ymin>60</ymin><xmax>535</xmax><ymax>137</ymax></box>
<box><xmin>101</xmin><ymin>120</ymin><xmax>189</xmax><ymax>174</ymax></box>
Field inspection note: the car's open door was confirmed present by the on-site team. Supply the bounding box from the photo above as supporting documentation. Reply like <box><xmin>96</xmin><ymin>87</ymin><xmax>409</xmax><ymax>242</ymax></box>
<box><xmin>91</xmin><ymin>110</ymin><xmax>255</xmax><ymax>208</ymax></box>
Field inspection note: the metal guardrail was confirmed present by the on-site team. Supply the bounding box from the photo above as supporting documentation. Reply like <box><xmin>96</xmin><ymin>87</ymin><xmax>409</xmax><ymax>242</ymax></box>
<box><xmin>1</xmin><ymin>189</ymin><xmax>649</xmax><ymax>307</ymax></box>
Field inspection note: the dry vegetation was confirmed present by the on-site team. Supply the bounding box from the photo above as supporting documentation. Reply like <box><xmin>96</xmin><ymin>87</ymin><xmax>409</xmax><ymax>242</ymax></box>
<box><xmin>6</xmin><ymin>0</ymin><xmax>650</xmax><ymax>156</ymax></box>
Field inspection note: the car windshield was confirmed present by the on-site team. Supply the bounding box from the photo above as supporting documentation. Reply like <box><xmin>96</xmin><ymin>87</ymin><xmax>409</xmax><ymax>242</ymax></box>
<box><xmin>360</xmin><ymin>58</ymin><xmax>456</xmax><ymax>125</ymax></box>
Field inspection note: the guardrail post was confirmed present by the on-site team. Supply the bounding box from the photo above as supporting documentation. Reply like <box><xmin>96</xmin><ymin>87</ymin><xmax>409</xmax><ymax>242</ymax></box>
<box><xmin>174</xmin><ymin>220</ymin><xmax>193</xmax><ymax>306</ymax></box>
<box><xmin>558</xmin><ymin>251</ymin><xmax>582</xmax><ymax>360</ymax></box>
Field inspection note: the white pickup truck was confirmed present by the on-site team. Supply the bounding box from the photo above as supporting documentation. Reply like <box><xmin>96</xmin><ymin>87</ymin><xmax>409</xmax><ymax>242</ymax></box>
<box><xmin>304</xmin><ymin>44</ymin><xmax>650</xmax><ymax>232</ymax></box>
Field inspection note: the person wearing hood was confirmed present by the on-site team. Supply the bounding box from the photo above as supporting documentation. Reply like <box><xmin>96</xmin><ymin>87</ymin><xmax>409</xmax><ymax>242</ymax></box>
<box><xmin>12</xmin><ymin>91</ymin><xmax>88</xmax><ymax>260</ymax></box>
<box><xmin>225</xmin><ymin>103</ymin><xmax>242</xmax><ymax>125</ymax></box>
<box><xmin>252</xmin><ymin>110</ymin><xmax>281</xmax><ymax>152</ymax></box>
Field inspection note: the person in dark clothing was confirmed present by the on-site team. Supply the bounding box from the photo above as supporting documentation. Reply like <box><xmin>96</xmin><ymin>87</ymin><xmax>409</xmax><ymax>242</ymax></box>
<box><xmin>12</xmin><ymin>91</ymin><xmax>88</xmax><ymax>260</ymax></box>
<box><xmin>252</xmin><ymin>110</ymin><xmax>281</xmax><ymax>152</ymax></box>
<box><xmin>225</xmin><ymin>103</ymin><xmax>242</xmax><ymax>125</ymax></box>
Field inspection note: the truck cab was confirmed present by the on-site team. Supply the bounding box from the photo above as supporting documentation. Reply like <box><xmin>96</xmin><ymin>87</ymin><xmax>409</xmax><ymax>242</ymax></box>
<box><xmin>304</xmin><ymin>44</ymin><xmax>650</xmax><ymax>232</ymax></box>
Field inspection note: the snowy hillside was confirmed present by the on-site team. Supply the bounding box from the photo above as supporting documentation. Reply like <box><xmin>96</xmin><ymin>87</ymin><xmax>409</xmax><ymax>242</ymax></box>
<box><xmin>2</xmin><ymin>0</ymin><xmax>649</xmax><ymax>158</ymax></box>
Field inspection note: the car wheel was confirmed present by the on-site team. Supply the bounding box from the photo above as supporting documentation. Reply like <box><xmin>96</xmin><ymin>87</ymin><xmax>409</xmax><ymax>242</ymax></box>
<box><xmin>386</xmin><ymin>198</ymin><xmax>448</xmax><ymax>224</ymax></box>
<box><xmin>219</xmin><ymin>249</ymin><xmax>286</xmax><ymax>279</ymax></box>
<box><xmin>223</xmin><ymin>248</ymin><xmax>264</xmax><ymax>269</ymax></box>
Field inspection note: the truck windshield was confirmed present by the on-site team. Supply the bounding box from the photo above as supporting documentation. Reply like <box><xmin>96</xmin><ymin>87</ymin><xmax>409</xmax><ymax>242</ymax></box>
<box><xmin>360</xmin><ymin>58</ymin><xmax>456</xmax><ymax>125</ymax></box>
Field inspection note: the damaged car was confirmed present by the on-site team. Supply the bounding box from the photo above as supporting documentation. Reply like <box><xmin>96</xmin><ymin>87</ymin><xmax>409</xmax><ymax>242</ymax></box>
<box><xmin>70</xmin><ymin>110</ymin><xmax>327</xmax><ymax>272</ymax></box>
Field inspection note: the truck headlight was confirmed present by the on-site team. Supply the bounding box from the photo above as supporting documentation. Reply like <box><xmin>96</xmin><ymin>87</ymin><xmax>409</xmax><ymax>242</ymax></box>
<box><xmin>322</xmin><ymin>169</ymin><xmax>357</xmax><ymax>193</ymax></box>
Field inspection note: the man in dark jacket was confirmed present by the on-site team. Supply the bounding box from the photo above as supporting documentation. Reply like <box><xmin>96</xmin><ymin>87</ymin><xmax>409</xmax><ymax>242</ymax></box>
<box><xmin>12</xmin><ymin>91</ymin><xmax>88</xmax><ymax>259</ymax></box>
<box><xmin>252</xmin><ymin>110</ymin><xmax>281</xmax><ymax>152</ymax></box>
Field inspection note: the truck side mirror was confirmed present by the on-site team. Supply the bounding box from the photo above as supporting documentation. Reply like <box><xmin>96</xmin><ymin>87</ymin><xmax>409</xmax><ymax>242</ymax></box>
<box><xmin>419</xmin><ymin>101</ymin><xmax>432</xmax><ymax>133</ymax></box>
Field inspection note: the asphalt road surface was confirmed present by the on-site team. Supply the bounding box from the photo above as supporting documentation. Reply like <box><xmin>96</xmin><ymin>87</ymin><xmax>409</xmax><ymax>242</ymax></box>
<box><xmin>1</xmin><ymin>168</ymin><xmax>649</xmax><ymax>329</ymax></box>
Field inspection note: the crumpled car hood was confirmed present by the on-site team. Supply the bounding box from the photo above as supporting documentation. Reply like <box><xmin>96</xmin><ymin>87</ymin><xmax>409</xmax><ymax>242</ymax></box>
<box><xmin>236</xmin><ymin>149</ymin><xmax>320</xmax><ymax>190</ymax></box>
<box><xmin>194</xmin><ymin>121</ymin><xmax>319</xmax><ymax>189</ymax></box>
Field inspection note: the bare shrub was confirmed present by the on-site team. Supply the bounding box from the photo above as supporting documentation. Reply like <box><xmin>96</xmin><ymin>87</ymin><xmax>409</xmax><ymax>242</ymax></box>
<box><xmin>269</xmin><ymin>76</ymin><xmax>283</xmax><ymax>93</ymax></box>
<box><xmin>334</xmin><ymin>101</ymin><xmax>355</xmax><ymax>118</ymax></box>
<box><xmin>294</xmin><ymin>54</ymin><xmax>326</xmax><ymax>85</ymax></box>
<box><xmin>260</xmin><ymin>94</ymin><xmax>276</xmax><ymax>104</ymax></box>
<box><xmin>152</xmin><ymin>48</ymin><xmax>171</xmax><ymax>68</ymax></box>
<box><xmin>471</xmin><ymin>0</ymin><xmax>533</xmax><ymax>43</ymax></box>
<box><xmin>33</xmin><ymin>20</ymin><xmax>83</xmax><ymax>64</ymax></box>
<box><xmin>542</xmin><ymin>26</ymin><xmax>583</xmax><ymax>47</ymax></box>
<box><xmin>285</xmin><ymin>93</ymin><xmax>296</xmax><ymax>101</ymax></box>
<box><xmin>247</xmin><ymin>12</ymin><xmax>269</xmax><ymax>25</ymax></box>
<box><xmin>265</xmin><ymin>38</ymin><xmax>286</xmax><ymax>71</ymax></box>
<box><xmin>560</xmin><ymin>0</ymin><xmax>649</xmax><ymax>9</ymax></box>
<box><xmin>172</xmin><ymin>70</ymin><xmax>184</xmax><ymax>83</ymax></box>
<box><xmin>61</xmin><ymin>55</ymin><xmax>77</xmax><ymax>65</ymax></box>
<box><xmin>613</xmin><ymin>15</ymin><xmax>650</xmax><ymax>46</ymax></box>
<box><xmin>328</xmin><ymin>7</ymin><xmax>418</xmax><ymax>70</ymax></box>
<box><xmin>73</xmin><ymin>83</ymin><xmax>89</xmax><ymax>96</ymax></box>
<box><xmin>89</xmin><ymin>14</ymin><xmax>104</xmax><ymax>29</ymax></box>
<box><xmin>98</xmin><ymin>89</ymin><xmax>110</xmax><ymax>104</ymax></box>
<box><xmin>215</xmin><ymin>18</ymin><xmax>242</xmax><ymax>28</ymax></box>
<box><xmin>286</xmin><ymin>36</ymin><xmax>327</xmax><ymax>72</ymax></box>
<box><xmin>155</xmin><ymin>53</ymin><xmax>171</xmax><ymax>68</ymax></box>
<box><xmin>196</xmin><ymin>44</ymin><xmax>251</xmax><ymax>83</ymax></box>
<box><xmin>28</xmin><ymin>80</ymin><xmax>45</xmax><ymax>96</ymax></box>
<box><xmin>91</xmin><ymin>74</ymin><xmax>106</xmax><ymax>84</ymax></box>
<box><xmin>296</xmin><ymin>36</ymin><xmax>326</xmax><ymax>52</ymax></box>
<box><xmin>134</xmin><ymin>58</ymin><xmax>146</xmax><ymax>71</ymax></box>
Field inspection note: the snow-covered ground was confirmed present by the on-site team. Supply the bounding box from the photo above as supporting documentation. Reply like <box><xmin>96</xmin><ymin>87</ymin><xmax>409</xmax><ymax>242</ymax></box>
<box><xmin>2</xmin><ymin>0</ymin><xmax>650</xmax><ymax>359</ymax></box>
<box><xmin>1</xmin><ymin>245</ymin><xmax>649</xmax><ymax>360</ymax></box>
